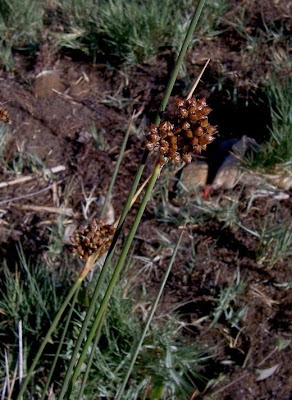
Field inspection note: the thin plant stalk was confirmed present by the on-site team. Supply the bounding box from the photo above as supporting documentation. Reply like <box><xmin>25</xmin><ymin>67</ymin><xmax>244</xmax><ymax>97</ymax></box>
<box><xmin>141</xmin><ymin>377</ymin><xmax>151</xmax><ymax>400</ymax></box>
<box><xmin>7</xmin><ymin>362</ymin><xmax>18</xmax><ymax>400</ymax></box>
<box><xmin>77</xmin><ymin>247</ymin><xmax>136</xmax><ymax>399</ymax></box>
<box><xmin>60</xmin><ymin>163</ymin><xmax>162</xmax><ymax>399</ymax></box>
<box><xmin>40</xmin><ymin>287</ymin><xmax>80</xmax><ymax>400</ymax></box>
<box><xmin>57</xmin><ymin>1</ymin><xmax>206</xmax><ymax>393</ymax></box>
<box><xmin>157</xmin><ymin>0</ymin><xmax>207</xmax><ymax>117</ymax></box>
<box><xmin>187</xmin><ymin>58</ymin><xmax>210</xmax><ymax>99</ymax></box>
<box><xmin>16</xmin><ymin>279</ymin><xmax>82</xmax><ymax>400</ymax></box>
<box><xmin>100</xmin><ymin>112</ymin><xmax>135</xmax><ymax>219</ymax></box>
<box><xmin>116</xmin><ymin>227</ymin><xmax>185</xmax><ymax>400</ymax></box>
<box><xmin>76</xmin><ymin>306</ymin><xmax>108</xmax><ymax>400</ymax></box>
<box><xmin>18</xmin><ymin>320</ymin><xmax>23</xmax><ymax>389</ymax></box>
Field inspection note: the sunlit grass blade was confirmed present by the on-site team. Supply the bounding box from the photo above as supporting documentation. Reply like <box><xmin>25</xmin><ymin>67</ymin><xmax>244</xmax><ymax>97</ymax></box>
<box><xmin>116</xmin><ymin>227</ymin><xmax>185</xmax><ymax>399</ymax></box>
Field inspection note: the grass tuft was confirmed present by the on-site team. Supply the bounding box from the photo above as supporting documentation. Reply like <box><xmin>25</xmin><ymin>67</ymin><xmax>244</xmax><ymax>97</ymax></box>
<box><xmin>0</xmin><ymin>245</ymin><xmax>209</xmax><ymax>399</ymax></box>
<box><xmin>0</xmin><ymin>0</ymin><xmax>43</xmax><ymax>69</ymax></box>
<box><xmin>0</xmin><ymin>246</ymin><xmax>71</xmax><ymax>396</ymax></box>
<box><xmin>211</xmin><ymin>268</ymin><xmax>247</xmax><ymax>330</ymax></box>
<box><xmin>245</xmin><ymin>77</ymin><xmax>292</xmax><ymax>173</ymax></box>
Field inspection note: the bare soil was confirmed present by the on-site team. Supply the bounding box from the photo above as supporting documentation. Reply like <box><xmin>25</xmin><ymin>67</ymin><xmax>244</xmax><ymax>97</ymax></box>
<box><xmin>0</xmin><ymin>1</ymin><xmax>291</xmax><ymax>398</ymax></box>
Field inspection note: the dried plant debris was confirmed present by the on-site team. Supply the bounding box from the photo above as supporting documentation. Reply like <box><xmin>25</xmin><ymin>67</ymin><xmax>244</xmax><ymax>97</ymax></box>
<box><xmin>70</xmin><ymin>219</ymin><xmax>115</xmax><ymax>261</ymax></box>
<box><xmin>146</xmin><ymin>97</ymin><xmax>216</xmax><ymax>165</ymax></box>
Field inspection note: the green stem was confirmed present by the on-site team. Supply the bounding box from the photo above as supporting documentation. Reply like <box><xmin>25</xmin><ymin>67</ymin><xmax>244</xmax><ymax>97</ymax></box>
<box><xmin>16</xmin><ymin>279</ymin><xmax>82</xmax><ymax>400</ymax></box>
<box><xmin>100</xmin><ymin>114</ymin><xmax>133</xmax><ymax>219</ymax></box>
<box><xmin>156</xmin><ymin>0</ymin><xmax>207</xmax><ymax>118</ymax></box>
<box><xmin>77</xmin><ymin>250</ymin><xmax>134</xmax><ymax>399</ymax></box>
<box><xmin>57</xmin><ymin>256</ymin><xmax>112</xmax><ymax>400</ymax></box>
<box><xmin>76</xmin><ymin>306</ymin><xmax>108</xmax><ymax>400</ymax></box>
<box><xmin>62</xmin><ymin>163</ymin><xmax>161</xmax><ymax>399</ymax></box>
<box><xmin>40</xmin><ymin>287</ymin><xmax>80</xmax><ymax>400</ymax></box>
<box><xmin>116</xmin><ymin>228</ymin><xmax>184</xmax><ymax>400</ymax></box>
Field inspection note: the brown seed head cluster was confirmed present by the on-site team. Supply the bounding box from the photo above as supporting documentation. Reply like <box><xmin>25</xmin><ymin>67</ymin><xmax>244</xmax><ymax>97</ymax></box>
<box><xmin>0</xmin><ymin>106</ymin><xmax>10</xmax><ymax>124</ymax></box>
<box><xmin>146</xmin><ymin>97</ymin><xmax>216</xmax><ymax>165</ymax></box>
<box><xmin>70</xmin><ymin>219</ymin><xmax>115</xmax><ymax>261</ymax></box>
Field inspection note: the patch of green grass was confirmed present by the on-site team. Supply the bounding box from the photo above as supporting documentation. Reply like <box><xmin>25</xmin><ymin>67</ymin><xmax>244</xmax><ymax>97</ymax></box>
<box><xmin>239</xmin><ymin>216</ymin><xmax>292</xmax><ymax>268</ymax></box>
<box><xmin>57</xmin><ymin>0</ymin><xmax>228</xmax><ymax>66</ymax></box>
<box><xmin>0</xmin><ymin>0</ymin><xmax>230</xmax><ymax>69</ymax></box>
<box><xmin>9</xmin><ymin>151</ymin><xmax>46</xmax><ymax>175</ymax></box>
<box><xmin>0</xmin><ymin>0</ymin><xmax>44</xmax><ymax>69</ymax></box>
<box><xmin>208</xmin><ymin>2</ymin><xmax>290</xmax><ymax>100</ymax></box>
<box><xmin>198</xmin><ymin>0</ymin><xmax>228</xmax><ymax>37</ymax></box>
<box><xmin>0</xmin><ymin>134</ymin><xmax>48</xmax><ymax>175</ymax></box>
<box><xmin>0</xmin><ymin>246</ymin><xmax>71</xmax><ymax>397</ymax></box>
<box><xmin>58</xmin><ymin>0</ymin><xmax>190</xmax><ymax>64</ymax></box>
<box><xmin>211</xmin><ymin>268</ymin><xmax>247</xmax><ymax>330</ymax></box>
<box><xmin>0</xmin><ymin>242</ymin><xmax>209</xmax><ymax>399</ymax></box>
<box><xmin>246</xmin><ymin>78</ymin><xmax>292</xmax><ymax>173</ymax></box>
<box><xmin>69</xmin><ymin>271</ymin><xmax>209</xmax><ymax>399</ymax></box>
<box><xmin>191</xmin><ymin>192</ymin><xmax>241</xmax><ymax>229</ymax></box>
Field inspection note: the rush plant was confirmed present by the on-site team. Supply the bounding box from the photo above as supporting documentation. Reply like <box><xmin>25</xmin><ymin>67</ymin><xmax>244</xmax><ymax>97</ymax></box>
<box><xmin>15</xmin><ymin>1</ymin><xmax>212</xmax><ymax>399</ymax></box>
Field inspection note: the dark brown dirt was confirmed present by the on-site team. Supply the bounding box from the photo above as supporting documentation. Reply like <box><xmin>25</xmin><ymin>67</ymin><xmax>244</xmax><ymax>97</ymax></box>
<box><xmin>0</xmin><ymin>1</ymin><xmax>291</xmax><ymax>398</ymax></box>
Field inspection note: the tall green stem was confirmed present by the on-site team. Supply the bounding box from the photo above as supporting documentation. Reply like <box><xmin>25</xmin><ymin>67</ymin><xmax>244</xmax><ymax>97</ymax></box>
<box><xmin>76</xmin><ymin>306</ymin><xmax>107</xmax><ymax>400</ymax></box>
<box><xmin>156</xmin><ymin>0</ymin><xmax>207</xmax><ymax>117</ymax></box>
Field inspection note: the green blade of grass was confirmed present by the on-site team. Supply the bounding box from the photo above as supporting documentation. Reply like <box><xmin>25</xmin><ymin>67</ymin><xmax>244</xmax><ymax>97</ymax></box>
<box><xmin>116</xmin><ymin>227</ymin><xmax>185</xmax><ymax>400</ymax></box>
<box><xmin>76</xmin><ymin>306</ymin><xmax>108</xmax><ymax>400</ymax></box>
<box><xmin>40</xmin><ymin>286</ymin><xmax>80</xmax><ymax>400</ymax></box>
<box><xmin>99</xmin><ymin>112</ymin><xmax>135</xmax><ymax>219</ymax></box>
<box><xmin>157</xmin><ymin>0</ymin><xmax>207</xmax><ymax>117</ymax></box>
<box><xmin>76</xmin><ymin>249</ymin><xmax>135</xmax><ymax>399</ymax></box>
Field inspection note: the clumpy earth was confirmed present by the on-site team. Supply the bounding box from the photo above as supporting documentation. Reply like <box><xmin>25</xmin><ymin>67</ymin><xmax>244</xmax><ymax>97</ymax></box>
<box><xmin>0</xmin><ymin>1</ymin><xmax>291</xmax><ymax>398</ymax></box>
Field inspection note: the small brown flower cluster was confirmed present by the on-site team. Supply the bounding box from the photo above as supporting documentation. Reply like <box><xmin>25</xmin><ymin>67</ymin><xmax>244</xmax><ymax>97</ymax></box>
<box><xmin>146</xmin><ymin>97</ymin><xmax>216</xmax><ymax>165</ymax></box>
<box><xmin>70</xmin><ymin>220</ymin><xmax>115</xmax><ymax>261</ymax></box>
<box><xmin>0</xmin><ymin>106</ymin><xmax>10</xmax><ymax>124</ymax></box>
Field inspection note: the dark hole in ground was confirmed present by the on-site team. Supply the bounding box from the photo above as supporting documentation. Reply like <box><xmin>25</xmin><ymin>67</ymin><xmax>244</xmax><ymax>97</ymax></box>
<box><xmin>209</xmin><ymin>90</ymin><xmax>271</xmax><ymax>142</ymax></box>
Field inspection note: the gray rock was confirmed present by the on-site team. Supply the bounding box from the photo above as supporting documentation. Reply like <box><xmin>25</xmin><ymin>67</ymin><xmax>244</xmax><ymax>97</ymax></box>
<box><xmin>179</xmin><ymin>161</ymin><xmax>208</xmax><ymax>192</ymax></box>
<box><xmin>211</xmin><ymin>135</ymin><xmax>258</xmax><ymax>190</ymax></box>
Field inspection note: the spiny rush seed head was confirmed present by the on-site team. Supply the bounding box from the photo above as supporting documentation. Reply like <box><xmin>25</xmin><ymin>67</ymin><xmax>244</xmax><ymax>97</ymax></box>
<box><xmin>70</xmin><ymin>219</ymin><xmax>115</xmax><ymax>261</ymax></box>
<box><xmin>145</xmin><ymin>97</ymin><xmax>217</xmax><ymax>165</ymax></box>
